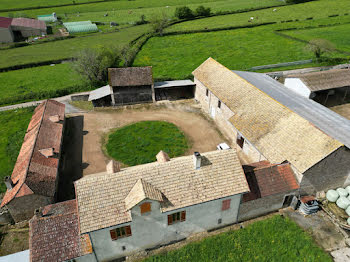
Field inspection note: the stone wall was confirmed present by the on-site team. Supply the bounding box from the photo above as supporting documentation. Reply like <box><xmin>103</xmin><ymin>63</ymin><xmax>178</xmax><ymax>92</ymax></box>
<box><xmin>90</xmin><ymin>194</ymin><xmax>242</xmax><ymax>261</ymax></box>
<box><xmin>7</xmin><ymin>194</ymin><xmax>52</xmax><ymax>222</ymax></box>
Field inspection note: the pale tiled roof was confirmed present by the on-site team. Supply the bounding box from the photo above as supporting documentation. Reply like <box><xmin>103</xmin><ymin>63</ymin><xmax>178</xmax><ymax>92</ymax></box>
<box><xmin>75</xmin><ymin>149</ymin><xmax>249</xmax><ymax>233</ymax></box>
<box><xmin>125</xmin><ymin>179</ymin><xmax>163</xmax><ymax>210</ymax></box>
<box><xmin>192</xmin><ymin>58</ymin><xmax>342</xmax><ymax>173</ymax></box>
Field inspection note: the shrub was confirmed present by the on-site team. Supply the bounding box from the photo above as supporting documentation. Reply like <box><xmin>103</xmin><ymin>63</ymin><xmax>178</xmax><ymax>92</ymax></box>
<box><xmin>195</xmin><ymin>6</ymin><xmax>211</xmax><ymax>17</ymax></box>
<box><xmin>175</xmin><ymin>6</ymin><xmax>194</xmax><ymax>20</ymax></box>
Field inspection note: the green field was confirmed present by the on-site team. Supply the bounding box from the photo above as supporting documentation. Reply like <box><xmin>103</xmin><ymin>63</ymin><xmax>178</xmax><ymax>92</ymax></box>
<box><xmin>284</xmin><ymin>23</ymin><xmax>350</xmax><ymax>53</ymax></box>
<box><xmin>0</xmin><ymin>64</ymin><xmax>85</xmax><ymax>106</ymax></box>
<box><xmin>0</xmin><ymin>24</ymin><xmax>149</xmax><ymax>69</ymax></box>
<box><xmin>1</xmin><ymin>0</ymin><xmax>282</xmax><ymax>24</ymax></box>
<box><xmin>134</xmin><ymin>26</ymin><xmax>314</xmax><ymax>79</ymax></box>
<box><xmin>0</xmin><ymin>108</ymin><xmax>34</xmax><ymax>193</ymax></box>
<box><xmin>143</xmin><ymin>215</ymin><xmax>331</xmax><ymax>262</ymax></box>
<box><xmin>106</xmin><ymin>121</ymin><xmax>189</xmax><ymax>166</ymax></box>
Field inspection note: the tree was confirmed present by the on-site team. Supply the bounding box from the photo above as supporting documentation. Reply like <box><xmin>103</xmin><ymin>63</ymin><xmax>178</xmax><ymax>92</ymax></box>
<box><xmin>175</xmin><ymin>6</ymin><xmax>194</xmax><ymax>19</ymax></box>
<box><xmin>150</xmin><ymin>13</ymin><xmax>169</xmax><ymax>36</ymax></box>
<box><xmin>306</xmin><ymin>39</ymin><xmax>335</xmax><ymax>60</ymax></box>
<box><xmin>73</xmin><ymin>46</ymin><xmax>121</xmax><ymax>86</ymax></box>
<box><xmin>195</xmin><ymin>6</ymin><xmax>211</xmax><ymax>17</ymax></box>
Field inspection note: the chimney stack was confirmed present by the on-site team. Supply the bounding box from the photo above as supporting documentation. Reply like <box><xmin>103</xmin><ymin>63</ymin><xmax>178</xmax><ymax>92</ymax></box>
<box><xmin>193</xmin><ymin>152</ymin><xmax>201</xmax><ymax>170</ymax></box>
<box><xmin>4</xmin><ymin>177</ymin><xmax>13</xmax><ymax>190</ymax></box>
<box><xmin>156</xmin><ymin>150</ymin><xmax>170</xmax><ymax>163</ymax></box>
<box><xmin>34</xmin><ymin>208</ymin><xmax>43</xmax><ymax>217</ymax></box>
<box><xmin>106</xmin><ymin>160</ymin><xmax>120</xmax><ymax>174</ymax></box>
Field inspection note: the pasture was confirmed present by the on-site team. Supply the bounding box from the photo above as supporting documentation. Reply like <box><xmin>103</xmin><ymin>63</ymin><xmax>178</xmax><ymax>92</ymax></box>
<box><xmin>0</xmin><ymin>64</ymin><xmax>84</xmax><ymax>106</ymax></box>
<box><xmin>142</xmin><ymin>215</ymin><xmax>331</xmax><ymax>262</ymax></box>
<box><xmin>0</xmin><ymin>108</ymin><xmax>34</xmax><ymax>193</ymax></box>
<box><xmin>134</xmin><ymin>26</ymin><xmax>314</xmax><ymax>80</ymax></box>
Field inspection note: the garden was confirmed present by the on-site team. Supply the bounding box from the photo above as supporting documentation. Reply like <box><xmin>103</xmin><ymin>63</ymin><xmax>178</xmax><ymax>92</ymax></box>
<box><xmin>142</xmin><ymin>215</ymin><xmax>332</xmax><ymax>262</ymax></box>
<box><xmin>105</xmin><ymin>121</ymin><xmax>189</xmax><ymax>166</ymax></box>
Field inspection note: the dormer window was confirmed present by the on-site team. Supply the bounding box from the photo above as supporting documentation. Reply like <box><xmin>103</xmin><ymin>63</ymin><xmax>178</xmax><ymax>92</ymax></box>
<box><xmin>140</xmin><ymin>202</ymin><xmax>151</xmax><ymax>214</ymax></box>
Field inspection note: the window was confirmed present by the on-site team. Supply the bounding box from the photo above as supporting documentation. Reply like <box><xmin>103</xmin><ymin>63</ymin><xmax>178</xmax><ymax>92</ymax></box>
<box><xmin>110</xmin><ymin>226</ymin><xmax>132</xmax><ymax>240</ymax></box>
<box><xmin>236</xmin><ymin>133</ymin><xmax>245</xmax><ymax>149</ymax></box>
<box><xmin>222</xmin><ymin>199</ymin><xmax>231</xmax><ymax>211</ymax></box>
<box><xmin>218</xmin><ymin>100</ymin><xmax>221</xmax><ymax>108</ymax></box>
<box><xmin>168</xmin><ymin>211</ymin><xmax>186</xmax><ymax>225</ymax></box>
<box><xmin>206</xmin><ymin>89</ymin><xmax>209</xmax><ymax>97</ymax></box>
<box><xmin>140</xmin><ymin>202</ymin><xmax>151</xmax><ymax>214</ymax></box>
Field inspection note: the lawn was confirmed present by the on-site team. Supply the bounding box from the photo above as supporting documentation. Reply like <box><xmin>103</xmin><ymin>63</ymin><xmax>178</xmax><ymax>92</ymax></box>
<box><xmin>166</xmin><ymin>0</ymin><xmax>350</xmax><ymax>32</ymax></box>
<box><xmin>134</xmin><ymin>26</ymin><xmax>315</xmax><ymax>80</ymax></box>
<box><xmin>0</xmin><ymin>64</ymin><xmax>85</xmax><ymax>106</ymax></box>
<box><xmin>284</xmin><ymin>23</ymin><xmax>350</xmax><ymax>53</ymax></box>
<box><xmin>0</xmin><ymin>0</ymin><xmax>282</xmax><ymax>24</ymax></box>
<box><xmin>0</xmin><ymin>108</ymin><xmax>34</xmax><ymax>193</ymax></box>
<box><xmin>143</xmin><ymin>215</ymin><xmax>332</xmax><ymax>262</ymax></box>
<box><xmin>106</xmin><ymin>121</ymin><xmax>189</xmax><ymax>166</ymax></box>
<box><xmin>0</xmin><ymin>24</ymin><xmax>149</xmax><ymax>69</ymax></box>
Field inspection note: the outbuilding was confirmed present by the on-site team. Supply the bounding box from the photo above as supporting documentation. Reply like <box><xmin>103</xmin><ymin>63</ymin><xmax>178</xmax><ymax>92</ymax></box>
<box><xmin>0</xmin><ymin>17</ymin><xmax>14</xmax><ymax>43</ymax></box>
<box><xmin>154</xmin><ymin>80</ymin><xmax>195</xmax><ymax>101</ymax></box>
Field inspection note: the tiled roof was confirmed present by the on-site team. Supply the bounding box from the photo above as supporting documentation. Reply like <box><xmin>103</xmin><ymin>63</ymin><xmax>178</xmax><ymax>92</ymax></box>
<box><xmin>193</xmin><ymin>58</ymin><xmax>342</xmax><ymax>173</ymax></box>
<box><xmin>0</xmin><ymin>17</ymin><xmax>12</xmax><ymax>28</ymax></box>
<box><xmin>108</xmin><ymin>67</ymin><xmax>153</xmax><ymax>87</ymax></box>
<box><xmin>289</xmin><ymin>69</ymin><xmax>350</xmax><ymax>92</ymax></box>
<box><xmin>11</xmin><ymin>18</ymin><xmax>46</xmax><ymax>30</ymax></box>
<box><xmin>1</xmin><ymin>100</ymin><xmax>65</xmax><ymax>207</ymax></box>
<box><xmin>125</xmin><ymin>179</ymin><xmax>163</xmax><ymax>210</ymax></box>
<box><xmin>75</xmin><ymin>149</ymin><xmax>249</xmax><ymax>233</ymax></box>
<box><xmin>29</xmin><ymin>200</ymin><xmax>92</xmax><ymax>262</ymax></box>
<box><xmin>243</xmin><ymin>161</ymin><xmax>299</xmax><ymax>202</ymax></box>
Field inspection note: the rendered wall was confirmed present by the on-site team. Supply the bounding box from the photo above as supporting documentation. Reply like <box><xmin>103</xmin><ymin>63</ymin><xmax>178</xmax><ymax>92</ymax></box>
<box><xmin>7</xmin><ymin>194</ymin><xmax>52</xmax><ymax>222</ymax></box>
<box><xmin>284</xmin><ymin>78</ymin><xmax>311</xmax><ymax>98</ymax></box>
<box><xmin>0</xmin><ymin>27</ymin><xmax>14</xmax><ymax>43</ymax></box>
<box><xmin>90</xmin><ymin>194</ymin><xmax>242</xmax><ymax>261</ymax></box>
<box><xmin>301</xmin><ymin>146</ymin><xmax>350</xmax><ymax>194</ymax></box>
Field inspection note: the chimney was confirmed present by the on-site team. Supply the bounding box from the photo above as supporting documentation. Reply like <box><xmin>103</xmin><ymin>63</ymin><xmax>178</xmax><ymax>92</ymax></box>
<box><xmin>4</xmin><ymin>177</ymin><xmax>14</xmax><ymax>190</ymax></box>
<box><xmin>156</xmin><ymin>150</ymin><xmax>170</xmax><ymax>163</ymax></box>
<box><xmin>193</xmin><ymin>152</ymin><xmax>201</xmax><ymax>170</ymax></box>
<box><xmin>106</xmin><ymin>160</ymin><xmax>120</xmax><ymax>174</ymax></box>
<box><xmin>34</xmin><ymin>208</ymin><xmax>43</xmax><ymax>217</ymax></box>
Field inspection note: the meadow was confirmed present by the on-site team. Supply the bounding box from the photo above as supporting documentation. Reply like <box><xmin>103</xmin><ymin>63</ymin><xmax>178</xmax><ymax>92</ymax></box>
<box><xmin>143</xmin><ymin>215</ymin><xmax>332</xmax><ymax>262</ymax></box>
<box><xmin>0</xmin><ymin>64</ymin><xmax>86</xmax><ymax>106</ymax></box>
<box><xmin>284</xmin><ymin>23</ymin><xmax>350</xmax><ymax>53</ymax></box>
<box><xmin>134</xmin><ymin>26</ymin><xmax>315</xmax><ymax>80</ymax></box>
<box><xmin>0</xmin><ymin>24</ymin><xmax>149</xmax><ymax>69</ymax></box>
<box><xmin>0</xmin><ymin>108</ymin><xmax>34</xmax><ymax>193</ymax></box>
<box><xmin>106</xmin><ymin>121</ymin><xmax>188</xmax><ymax>166</ymax></box>
<box><xmin>166</xmin><ymin>0</ymin><xmax>350</xmax><ymax>32</ymax></box>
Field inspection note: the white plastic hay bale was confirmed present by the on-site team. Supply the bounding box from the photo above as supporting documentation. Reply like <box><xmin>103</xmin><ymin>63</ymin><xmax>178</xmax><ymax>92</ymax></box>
<box><xmin>346</xmin><ymin>185</ymin><xmax>350</xmax><ymax>194</ymax></box>
<box><xmin>326</xmin><ymin>189</ymin><xmax>339</xmax><ymax>202</ymax></box>
<box><xmin>337</xmin><ymin>188</ymin><xmax>348</xmax><ymax>197</ymax></box>
<box><xmin>336</xmin><ymin>196</ymin><xmax>350</xmax><ymax>209</ymax></box>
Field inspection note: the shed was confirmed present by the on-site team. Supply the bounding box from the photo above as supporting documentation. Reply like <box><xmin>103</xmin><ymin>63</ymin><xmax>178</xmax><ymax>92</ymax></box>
<box><xmin>108</xmin><ymin>67</ymin><xmax>155</xmax><ymax>106</ymax></box>
<box><xmin>37</xmin><ymin>13</ymin><xmax>57</xmax><ymax>23</ymax></box>
<box><xmin>63</xmin><ymin>21</ymin><xmax>98</xmax><ymax>34</ymax></box>
<box><xmin>284</xmin><ymin>69</ymin><xmax>350</xmax><ymax>104</ymax></box>
<box><xmin>88</xmin><ymin>85</ymin><xmax>112</xmax><ymax>107</ymax></box>
<box><xmin>0</xmin><ymin>17</ymin><xmax>14</xmax><ymax>43</ymax></box>
<box><xmin>11</xmin><ymin>18</ymin><xmax>46</xmax><ymax>38</ymax></box>
<box><xmin>154</xmin><ymin>80</ymin><xmax>195</xmax><ymax>101</ymax></box>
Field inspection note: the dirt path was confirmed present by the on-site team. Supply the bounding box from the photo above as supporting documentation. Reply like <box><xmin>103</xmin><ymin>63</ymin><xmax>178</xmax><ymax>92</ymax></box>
<box><xmin>74</xmin><ymin>101</ymin><xmax>227</xmax><ymax>176</ymax></box>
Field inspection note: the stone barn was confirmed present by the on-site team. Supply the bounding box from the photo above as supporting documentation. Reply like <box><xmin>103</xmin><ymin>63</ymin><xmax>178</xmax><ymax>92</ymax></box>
<box><xmin>108</xmin><ymin>67</ymin><xmax>155</xmax><ymax>106</ymax></box>
<box><xmin>0</xmin><ymin>100</ymin><xmax>65</xmax><ymax>222</ymax></box>
<box><xmin>284</xmin><ymin>69</ymin><xmax>350</xmax><ymax>105</ymax></box>
<box><xmin>193</xmin><ymin>58</ymin><xmax>350</xmax><ymax>195</ymax></box>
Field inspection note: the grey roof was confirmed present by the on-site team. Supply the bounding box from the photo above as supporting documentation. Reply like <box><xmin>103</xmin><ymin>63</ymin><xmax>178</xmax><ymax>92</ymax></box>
<box><xmin>233</xmin><ymin>70</ymin><xmax>350</xmax><ymax>148</ymax></box>
<box><xmin>88</xmin><ymin>85</ymin><xmax>111</xmax><ymax>101</ymax></box>
<box><xmin>154</xmin><ymin>80</ymin><xmax>195</xmax><ymax>89</ymax></box>
<box><xmin>0</xmin><ymin>250</ymin><xmax>29</xmax><ymax>262</ymax></box>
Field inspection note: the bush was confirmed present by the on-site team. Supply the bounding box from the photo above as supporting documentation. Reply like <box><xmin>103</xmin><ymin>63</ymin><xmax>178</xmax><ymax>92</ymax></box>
<box><xmin>195</xmin><ymin>6</ymin><xmax>211</xmax><ymax>17</ymax></box>
<box><xmin>175</xmin><ymin>6</ymin><xmax>194</xmax><ymax>20</ymax></box>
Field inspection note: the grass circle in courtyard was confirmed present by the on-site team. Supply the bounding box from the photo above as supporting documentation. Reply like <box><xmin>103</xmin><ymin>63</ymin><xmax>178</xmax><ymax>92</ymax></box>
<box><xmin>106</xmin><ymin>121</ymin><xmax>189</xmax><ymax>166</ymax></box>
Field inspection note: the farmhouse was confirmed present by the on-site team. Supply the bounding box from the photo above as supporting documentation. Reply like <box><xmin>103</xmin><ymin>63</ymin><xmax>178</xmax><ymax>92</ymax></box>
<box><xmin>193</xmin><ymin>58</ymin><xmax>350</xmax><ymax>195</ymax></box>
<box><xmin>0</xmin><ymin>100</ymin><xmax>65</xmax><ymax>222</ymax></box>
<box><xmin>0</xmin><ymin>17</ymin><xmax>46</xmax><ymax>43</ymax></box>
<box><xmin>284</xmin><ymin>69</ymin><xmax>350</xmax><ymax>103</ymax></box>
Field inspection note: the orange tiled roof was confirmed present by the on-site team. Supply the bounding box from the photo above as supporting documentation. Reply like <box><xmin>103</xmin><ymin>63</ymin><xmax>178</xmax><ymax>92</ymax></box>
<box><xmin>1</xmin><ymin>100</ymin><xmax>65</xmax><ymax>207</ymax></box>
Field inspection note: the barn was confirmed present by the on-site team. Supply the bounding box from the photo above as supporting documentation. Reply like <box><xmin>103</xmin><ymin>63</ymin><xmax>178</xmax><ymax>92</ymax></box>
<box><xmin>0</xmin><ymin>17</ymin><xmax>14</xmax><ymax>43</ymax></box>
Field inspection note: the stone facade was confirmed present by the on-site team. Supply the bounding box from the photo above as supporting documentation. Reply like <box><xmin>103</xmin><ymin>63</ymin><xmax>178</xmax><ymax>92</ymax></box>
<box><xmin>89</xmin><ymin>195</ymin><xmax>242</xmax><ymax>261</ymax></box>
